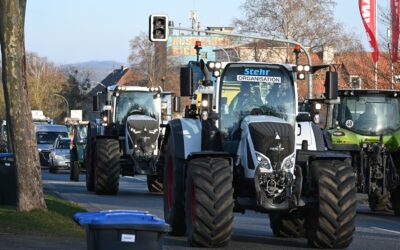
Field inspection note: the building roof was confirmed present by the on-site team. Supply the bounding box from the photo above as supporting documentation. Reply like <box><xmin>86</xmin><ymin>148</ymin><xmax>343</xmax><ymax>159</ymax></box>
<box><xmin>87</xmin><ymin>66</ymin><xmax>129</xmax><ymax>97</ymax></box>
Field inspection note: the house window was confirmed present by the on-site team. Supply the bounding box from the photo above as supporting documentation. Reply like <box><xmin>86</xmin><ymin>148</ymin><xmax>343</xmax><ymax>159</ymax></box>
<box><xmin>349</xmin><ymin>75</ymin><xmax>361</xmax><ymax>89</ymax></box>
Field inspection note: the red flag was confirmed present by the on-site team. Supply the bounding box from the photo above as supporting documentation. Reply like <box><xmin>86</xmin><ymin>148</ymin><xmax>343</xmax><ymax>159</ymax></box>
<box><xmin>359</xmin><ymin>0</ymin><xmax>380</xmax><ymax>62</ymax></box>
<box><xmin>391</xmin><ymin>0</ymin><xmax>399</xmax><ymax>62</ymax></box>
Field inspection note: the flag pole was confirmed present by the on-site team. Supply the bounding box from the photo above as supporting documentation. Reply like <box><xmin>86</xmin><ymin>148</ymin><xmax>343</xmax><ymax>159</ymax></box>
<box><xmin>374</xmin><ymin>0</ymin><xmax>378</xmax><ymax>89</ymax></box>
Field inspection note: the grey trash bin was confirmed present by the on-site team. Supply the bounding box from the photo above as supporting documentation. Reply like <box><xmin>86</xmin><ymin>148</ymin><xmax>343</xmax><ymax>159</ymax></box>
<box><xmin>74</xmin><ymin>210</ymin><xmax>171</xmax><ymax>250</ymax></box>
<box><xmin>0</xmin><ymin>153</ymin><xmax>17</xmax><ymax>206</ymax></box>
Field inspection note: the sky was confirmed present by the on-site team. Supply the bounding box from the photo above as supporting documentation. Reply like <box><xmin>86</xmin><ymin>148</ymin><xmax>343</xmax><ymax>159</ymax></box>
<box><xmin>24</xmin><ymin>0</ymin><xmax>388</xmax><ymax>65</ymax></box>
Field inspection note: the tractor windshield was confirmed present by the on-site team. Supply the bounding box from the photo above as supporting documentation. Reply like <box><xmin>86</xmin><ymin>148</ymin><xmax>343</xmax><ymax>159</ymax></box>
<box><xmin>338</xmin><ymin>95</ymin><xmax>400</xmax><ymax>135</ymax></box>
<box><xmin>219</xmin><ymin>63</ymin><xmax>296</xmax><ymax>137</ymax></box>
<box><xmin>115</xmin><ymin>91</ymin><xmax>159</xmax><ymax>126</ymax></box>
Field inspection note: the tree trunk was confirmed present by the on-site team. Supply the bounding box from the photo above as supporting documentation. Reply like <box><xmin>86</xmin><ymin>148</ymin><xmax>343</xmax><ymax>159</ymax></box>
<box><xmin>0</xmin><ymin>0</ymin><xmax>47</xmax><ymax>211</ymax></box>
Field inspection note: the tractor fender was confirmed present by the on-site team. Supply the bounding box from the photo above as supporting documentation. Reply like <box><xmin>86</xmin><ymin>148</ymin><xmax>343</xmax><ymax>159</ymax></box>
<box><xmin>165</xmin><ymin>118</ymin><xmax>202</xmax><ymax>160</ymax></box>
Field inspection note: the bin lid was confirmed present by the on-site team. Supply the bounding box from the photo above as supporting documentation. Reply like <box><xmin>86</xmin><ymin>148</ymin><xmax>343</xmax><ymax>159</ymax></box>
<box><xmin>73</xmin><ymin>210</ymin><xmax>167</xmax><ymax>226</ymax></box>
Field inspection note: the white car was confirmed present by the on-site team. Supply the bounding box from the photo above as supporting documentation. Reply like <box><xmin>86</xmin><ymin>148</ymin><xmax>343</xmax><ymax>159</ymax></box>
<box><xmin>49</xmin><ymin>136</ymin><xmax>71</xmax><ymax>173</ymax></box>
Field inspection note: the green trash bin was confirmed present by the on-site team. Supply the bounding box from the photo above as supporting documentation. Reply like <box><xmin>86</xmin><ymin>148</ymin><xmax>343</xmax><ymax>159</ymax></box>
<box><xmin>0</xmin><ymin>153</ymin><xmax>17</xmax><ymax>206</ymax></box>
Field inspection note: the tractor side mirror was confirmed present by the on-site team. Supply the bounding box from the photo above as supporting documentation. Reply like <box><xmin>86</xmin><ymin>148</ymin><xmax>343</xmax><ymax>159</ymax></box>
<box><xmin>324</xmin><ymin>71</ymin><xmax>338</xmax><ymax>100</ymax></box>
<box><xmin>180</xmin><ymin>67</ymin><xmax>194</xmax><ymax>97</ymax></box>
<box><xmin>93</xmin><ymin>95</ymin><xmax>100</xmax><ymax>112</ymax></box>
<box><xmin>173</xmin><ymin>96</ymin><xmax>181</xmax><ymax>112</ymax></box>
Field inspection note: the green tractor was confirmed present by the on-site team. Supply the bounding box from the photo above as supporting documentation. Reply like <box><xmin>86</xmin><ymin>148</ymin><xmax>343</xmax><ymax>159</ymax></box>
<box><xmin>326</xmin><ymin>89</ymin><xmax>400</xmax><ymax>215</ymax></box>
<box><xmin>69</xmin><ymin>122</ymin><xmax>89</xmax><ymax>182</ymax></box>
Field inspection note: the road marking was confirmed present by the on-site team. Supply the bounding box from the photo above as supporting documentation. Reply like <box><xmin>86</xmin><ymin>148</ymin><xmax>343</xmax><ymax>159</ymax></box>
<box><xmin>122</xmin><ymin>176</ymin><xmax>146</xmax><ymax>182</ymax></box>
<box><xmin>371</xmin><ymin>227</ymin><xmax>400</xmax><ymax>235</ymax></box>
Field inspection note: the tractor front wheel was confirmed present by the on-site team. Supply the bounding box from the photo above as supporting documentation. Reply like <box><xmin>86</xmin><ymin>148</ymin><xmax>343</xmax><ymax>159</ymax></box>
<box><xmin>94</xmin><ymin>138</ymin><xmax>120</xmax><ymax>195</ymax></box>
<box><xmin>163</xmin><ymin>135</ymin><xmax>186</xmax><ymax>236</ymax></box>
<box><xmin>369</xmin><ymin>187</ymin><xmax>392</xmax><ymax>212</ymax></box>
<box><xmin>306</xmin><ymin>160</ymin><xmax>357</xmax><ymax>248</ymax></box>
<box><xmin>70</xmin><ymin>148</ymin><xmax>80</xmax><ymax>182</ymax></box>
<box><xmin>185</xmin><ymin>157</ymin><xmax>234</xmax><ymax>247</ymax></box>
<box><xmin>147</xmin><ymin>175</ymin><xmax>163</xmax><ymax>193</ymax></box>
<box><xmin>391</xmin><ymin>187</ymin><xmax>400</xmax><ymax>216</ymax></box>
<box><xmin>269</xmin><ymin>210</ymin><xmax>304</xmax><ymax>238</ymax></box>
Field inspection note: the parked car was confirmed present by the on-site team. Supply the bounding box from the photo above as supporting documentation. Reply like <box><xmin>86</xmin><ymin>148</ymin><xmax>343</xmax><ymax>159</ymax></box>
<box><xmin>49</xmin><ymin>136</ymin><xmax>71</xmax><ymax>173</ymax></box>
<box><xmin>35</xmin><ymin>125</ymin><xmax>69</xmax><ymax>166</ymax></box>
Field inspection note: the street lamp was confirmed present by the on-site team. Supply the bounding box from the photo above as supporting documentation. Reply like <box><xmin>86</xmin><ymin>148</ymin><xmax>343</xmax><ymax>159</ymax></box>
<box><xmin>53</xmin><ymin>93</ymin><xmax>69</xmax><ymax>118</ymax></box>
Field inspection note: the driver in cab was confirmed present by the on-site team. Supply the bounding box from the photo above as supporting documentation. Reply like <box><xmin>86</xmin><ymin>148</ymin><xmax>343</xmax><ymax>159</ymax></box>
<box><xmin>229</xmin><ymin>83</ymin><xmax>262</xmax><ymax>113</ymax></box>
<box><xmin>355</xmin><ymin>103</ymin><xmax>377</xmax><ymax>129</ymax></box>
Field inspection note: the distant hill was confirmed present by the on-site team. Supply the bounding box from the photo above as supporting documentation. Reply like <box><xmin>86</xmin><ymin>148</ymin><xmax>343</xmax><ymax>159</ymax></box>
<box><xmin>62</xmin><ymin>60</ymin><xmax>126</xmax><ymax>82</ymax></box>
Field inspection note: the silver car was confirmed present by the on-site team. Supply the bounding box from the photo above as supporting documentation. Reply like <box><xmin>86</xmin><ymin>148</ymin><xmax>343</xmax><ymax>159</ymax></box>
<box><xmin>49</xmin><ymin>136</ymin><xmax>71</xmax><ymax>173</ymax></box>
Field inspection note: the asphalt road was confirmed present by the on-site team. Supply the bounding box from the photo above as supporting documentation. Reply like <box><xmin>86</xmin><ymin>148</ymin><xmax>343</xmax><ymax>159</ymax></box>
<box><xmin>42</xmin><ymin>171</ymin><xmax>400</xmax><ymax>250</ymax></box>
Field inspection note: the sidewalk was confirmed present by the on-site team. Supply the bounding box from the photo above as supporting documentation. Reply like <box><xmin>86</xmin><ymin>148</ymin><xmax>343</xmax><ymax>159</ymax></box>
<box><xmin>0</xmin><ymin>233</ymin><xmax>85</xmax><ymax>250</ymax></box>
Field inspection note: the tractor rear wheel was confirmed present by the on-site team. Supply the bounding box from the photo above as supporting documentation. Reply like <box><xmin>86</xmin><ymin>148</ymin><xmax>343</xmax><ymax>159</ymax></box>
<box><xmin>269</xmin><ymin>211</ymin><xmax>304</xmax><ymax>238</ymax></box>
<box><xmin>369</xmin><ymin>187</ymin><xmax>392</xmax><ymax>212</ymax></box>
<box><xmin>306</xmin><ymin>160</ymin><xmax>357</xmax><ymax>248</ymax></box>
<box><xmin>147</xmin><ymin>175</ymin><xmax>163</xmax><ymax>193</ymax></box>
<box><xmin>391</xmin><ymin>187</ymin><xmax>400</xmax><ymax>216</ymax></box>
<box><xmin>163</xmin><ymin>135</ymin><xmax>186</xmax><ymax>236</ymax></box>
<box><xmin>185</xmin><ymin>157</ymin><xmax>234</xmax><ymax>247</ymax></box>
<box><xmin>94</xmin><ymin>138</ymin><xmax>120</xmax><ymax>195</ymax></box>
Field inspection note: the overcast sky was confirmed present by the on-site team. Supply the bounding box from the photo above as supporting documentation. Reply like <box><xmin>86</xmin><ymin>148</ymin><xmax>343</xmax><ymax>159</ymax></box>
<box><xmin>24</xmin><ymin>0</ymin><xmax>387</xmax><ymax>64</ymax></box>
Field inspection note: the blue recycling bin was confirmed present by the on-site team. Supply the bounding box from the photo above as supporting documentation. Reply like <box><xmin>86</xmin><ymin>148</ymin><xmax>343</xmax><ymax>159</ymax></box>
<box><xmin>74</xmin><ymin>210</ymin><xmax>170</xmax><ymax>250</ymax></box>
<box><xmin>0</xmin><ymin>153</ymin><xmax>16</xmax><ymax>206</ymax></box>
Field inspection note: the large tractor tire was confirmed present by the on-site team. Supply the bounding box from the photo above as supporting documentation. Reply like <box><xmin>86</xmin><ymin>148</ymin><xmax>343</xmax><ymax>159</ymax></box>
<box><xmin>269</xmin><ymin>211</ymin><xmax>305</xmax><ymax>238</ymax></box>
<box><xmin>94</xmin><ymin>138</ymin><xmax>120</xmax><ymax>195</ymax></box>
<box><xmin>85</xmin><ymin>140</ymin><xmax>95</xmax><ymax>192</ymax></box>
<box><xmin>306</xmin><ymin>160</ymin><xmax>357</xmax><ymax>249</ymax></box>
<box><xmin>147</xmin><ymin>175</ymin><xmax>163</xmax><ymax>193</ymax></box>
<box><xmin>391</xmin><ymin>187</ymin><xmax>400</xmax><ymax>216</ymax></box>
<box><xmin>163</xmin><ymin>135</ymin><xmax>186</xmax><ymax>236</ymax></box>
<box><xmin>368</xmin><ymin>187</ymin><xmax>392</xmax><ymax>212</ymax></box>
<box><xmin>185</xmin><ymin>157</ymin><xmax>234</xmax><ymax>247</ymax></box>
<box><xmin>70</xmin><ymin>149</ymin><xmax>80</xmax><ymax>182</ymax></box>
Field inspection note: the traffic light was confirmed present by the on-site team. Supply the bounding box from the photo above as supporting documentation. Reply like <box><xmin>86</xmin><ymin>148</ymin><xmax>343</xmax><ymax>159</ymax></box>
<box><xmin>149</xmin><ymin>14</ymin><xmax>169</xmax><ymax>42</ymax></box>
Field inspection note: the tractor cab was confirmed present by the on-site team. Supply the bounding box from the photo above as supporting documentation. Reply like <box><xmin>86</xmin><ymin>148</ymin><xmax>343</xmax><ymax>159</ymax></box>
<box><xmin>95</xmin><ymin>85</ymin><xmax>162</xmax><ymax>136</ymax></box>
<box><xmin>218</xmin><ymin>63</ymin><xmax>297</xmax><ymax>158</ymax></box>
<box><xmin>332</xmin><ymin>90</ymin><xmax>400</xmax><ymax>137</ymax></box>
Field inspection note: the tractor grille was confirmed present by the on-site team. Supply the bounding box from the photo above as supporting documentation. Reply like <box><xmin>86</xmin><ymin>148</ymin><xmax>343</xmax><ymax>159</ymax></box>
<box><xmin>249</xmin><ymin>122</ymin><xmax>294</xmax><ymax>169</ymax></box>
<box><xmin>127</xmin><ymin>116</ymin><xmax>159</xmax><ymax>155</ymax></box>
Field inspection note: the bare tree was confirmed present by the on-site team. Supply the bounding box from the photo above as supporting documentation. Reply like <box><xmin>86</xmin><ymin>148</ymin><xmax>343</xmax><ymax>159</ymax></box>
<box><xmin>128</xmin><ymin>32</ymin><xmax>181</xmax><ymax>94</ymax></box>
<box><xmin>234</xmin><ymin>0</ymin><xmax>361</xmax><ymax>58</ymax></box>
<box><xmin>0</xmin><ymin>0</ymin><xmax>46</xmax><ymax>211</ymax></box>
<box><xmin>128</xmin><ymin>32</ymin><xmax>157</xmax><ymax>86</ymax></box>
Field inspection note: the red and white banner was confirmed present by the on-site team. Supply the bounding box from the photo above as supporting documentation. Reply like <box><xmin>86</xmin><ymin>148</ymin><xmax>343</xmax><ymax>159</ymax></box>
<box><xmin>391</xmin><ymin>0</ymin><xmax>399</xmax><ymax>62</ymax></box>
<box><xmin>359</xmin><ymin>0</ymin><xmax>380</xmax><ymax>62</ymax></box>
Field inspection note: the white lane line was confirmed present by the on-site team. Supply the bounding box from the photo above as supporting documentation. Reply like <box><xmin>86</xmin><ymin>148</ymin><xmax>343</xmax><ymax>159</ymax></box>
<box><xmin>122</xmin><ymin>176</ymin><xmax>146</xmax><ymax>182</ymax></box>
<box><xmin>371</xmin><ymin>227</ymin><xmax>400</xmax><ymax>235</ymax></box>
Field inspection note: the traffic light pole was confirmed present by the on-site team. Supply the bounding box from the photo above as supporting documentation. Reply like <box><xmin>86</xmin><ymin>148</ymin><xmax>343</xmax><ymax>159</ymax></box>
<box><xmin>169</xmin><ymin>26</ymin><xmax>313</xmax><ymax>99</ymax></box>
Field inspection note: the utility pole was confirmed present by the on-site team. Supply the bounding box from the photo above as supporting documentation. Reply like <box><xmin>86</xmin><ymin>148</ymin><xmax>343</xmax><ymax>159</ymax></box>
<box><xmin>388</xmin><ymin>28</ymin><xmax>395</xmax><ymax>89</ymax></box>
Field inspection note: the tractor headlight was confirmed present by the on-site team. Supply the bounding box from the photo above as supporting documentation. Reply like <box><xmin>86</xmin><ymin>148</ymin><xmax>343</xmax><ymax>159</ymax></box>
<box><xmin>255</xmin><ymin>151</ymin><xmax>272</xmax><ymax>170</ymax></box>
<box><xmin>282</xmin><ymin>153</ymin><xmax>295</xmax><ymax>171</ymax></box>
